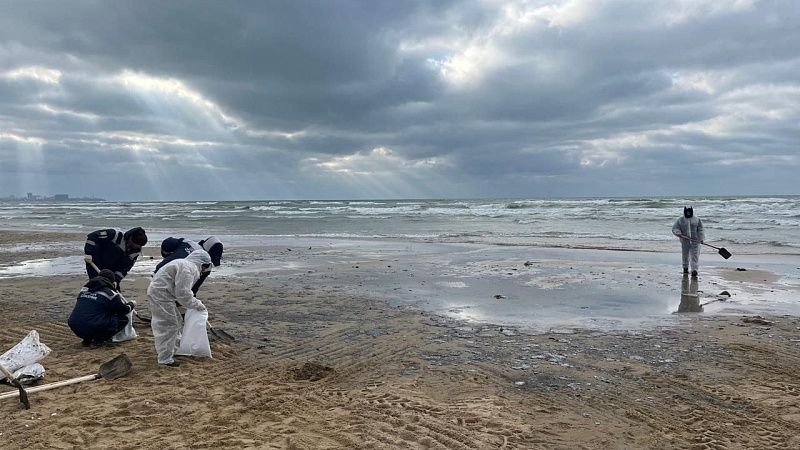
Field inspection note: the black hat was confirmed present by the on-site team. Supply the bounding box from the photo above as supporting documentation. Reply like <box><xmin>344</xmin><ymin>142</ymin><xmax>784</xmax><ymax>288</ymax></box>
<box><xmin>126</xmin><ymin>227</ymin><xmax>148</xmax><ymax>246</ymax></box>
<box><xmin>85</xmin><ymin>268</ymin><xmax>117</xmax><ymax>290</ymax></box>
<box><xmin>97</xmin><ymin>269</ymin><xmax>116</xmax><ymax>285</ymax></box>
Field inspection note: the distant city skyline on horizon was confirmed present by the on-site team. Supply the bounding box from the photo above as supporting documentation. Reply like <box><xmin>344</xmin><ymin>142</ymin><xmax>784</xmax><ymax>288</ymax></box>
<box><xmin>0</xmin><ymin>192</ymin><xmax>105</xmax><ymax>201</ymax></box>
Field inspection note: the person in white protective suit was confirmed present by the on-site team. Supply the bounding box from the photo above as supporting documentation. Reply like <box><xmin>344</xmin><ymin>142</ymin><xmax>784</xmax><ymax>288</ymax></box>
<box><xmin>672</xmin><ymin>206</ymin><xmax>705</xmax><ymax>277</ymax></box>
<box><xmin>147</xmin><ymin>249</ymin><xmax>211</xmax><ymax>367</ymax></box>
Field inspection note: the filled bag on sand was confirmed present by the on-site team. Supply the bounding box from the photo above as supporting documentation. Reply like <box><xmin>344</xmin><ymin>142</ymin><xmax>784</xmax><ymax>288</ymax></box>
<box><xmin>12</xmin><ymin>363</ymin><xmax>45</xmax><ymax>385</ymax></box>
<box><xmin>112</xmin><ymin>311</ymin><xmax>138</xmax><ymax>342</ymax></box>
<box><xmin>176</xmin><ymin>309</ymin><xmax>212</xmax><ymax>358</ymax></box>
<box><xmin>0</xmin><ymin>330</ymin><xmax>52</xmax><ymax>380</ymax></box>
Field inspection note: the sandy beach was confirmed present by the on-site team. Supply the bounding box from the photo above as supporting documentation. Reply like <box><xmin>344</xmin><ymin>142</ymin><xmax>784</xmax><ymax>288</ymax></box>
<box><xmin>1</xmin><ymin>230</ymin><xmax>800</xmax><ymax>449</ymax></box>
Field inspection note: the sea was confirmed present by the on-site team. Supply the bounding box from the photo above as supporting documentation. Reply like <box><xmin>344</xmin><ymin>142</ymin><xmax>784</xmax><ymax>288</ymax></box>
<box><xmin>0</xmin><ymin>196</ymin><xmax>798</xmax><ymax>253</ymax></box>
<box><xmin>1</xmin><ymin>196</ymin><xmax>798</xmax><ymax>332</ymax></box>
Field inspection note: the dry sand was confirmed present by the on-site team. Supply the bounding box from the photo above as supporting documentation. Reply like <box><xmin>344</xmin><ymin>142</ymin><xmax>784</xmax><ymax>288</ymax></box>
<box><xmin>1</xmin><ymin>231</ymin><xmax>799</xmax><ymax>449</ymax></box>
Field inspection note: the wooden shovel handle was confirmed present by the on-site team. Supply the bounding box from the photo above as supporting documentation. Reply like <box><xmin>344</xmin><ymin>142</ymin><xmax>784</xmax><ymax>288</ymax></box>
<box><xmin>85</xmin><ymin>258</ymin><xmax>135</xmax><ymax>306</ymax></box>
<box><xmin>679</xmin><ymin>235</ymin><xmax>718</xmax><ymax>249</ymax></box>
<box><xmin>84</xmin><ymin>255</ymin><xmax>99</xmax><ymax>270</ymax></box>
<box><xmin>0</xmin><ymin>363</ymin><xmax>17</xmax><ymax>382</ymax></box>
<box><xmin>0</xmin><ymin>374</ymin><xmax>99</xmax><ymax>400</ymax></box>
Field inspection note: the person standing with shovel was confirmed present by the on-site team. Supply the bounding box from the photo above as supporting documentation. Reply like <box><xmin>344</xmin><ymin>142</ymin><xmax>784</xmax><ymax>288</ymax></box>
<box><xmin>672</xmin><ymin>206</ymin><xmax>705</xmax><ymax>277</ymax></box>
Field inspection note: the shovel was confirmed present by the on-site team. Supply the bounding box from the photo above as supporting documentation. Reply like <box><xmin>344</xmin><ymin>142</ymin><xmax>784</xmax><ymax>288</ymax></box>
<box><xmin>208</xmin><ymin>323</ymin><xmax>235</xmax><ymax>343</ymax></box>
<box><xmin>679</xmin><ymin>236</ymin><xmax>732</xmax><ymax>259</ymax></box>
<box><xmin>118</xmin><ymin>292</ymin><xmax>153</xmax><ymax>323</ymax></box>
<box><xmin>0</xmin><ymin>363</ymin><xmax>30</xmax><ymax>409</ymax></box>
<box><xmin>0</xmin><ymin>354</ymin><xmax>132</xmax><ymax>405</ymax></box>
<box><xmin>702</xmin><ymin>242</ymin><xmax>732</xmax><ymax>260</ymax></box>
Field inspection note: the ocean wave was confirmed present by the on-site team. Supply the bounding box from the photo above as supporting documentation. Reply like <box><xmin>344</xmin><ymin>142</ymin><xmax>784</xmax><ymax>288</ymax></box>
<box><xmin>343</xmin><ymin>215</ymin><xmax>392</xmax><ymax>220</ymax></box>
<box><xmin>273</xmin><ymin>209</ymin><xmax>333</xmax><ymax>216</ymax></box>
<box><xmin>347</xmin><ymin>201</ymin><xmax>387</xmax><ymax>205</ymax></box>
<box><xmin>189</xmin><ymin>209</ymin><xmax>241</xmax><ymax>214</ymax></box>
<box><xmin>345</xmin><ymin>206</ymin><xmax>422</xmax><ymax>215</ymax></box>
<box><xmin>247</xmin><ymin>206</ymin><xmax>286</xmax><ymax>211</ymax></box>
<box><xmin>724</xmin><ymin>238</ymin><xmax>799</xmax><ymax>248</ymax></box>
<box><xmin>252</xmin><ymin>214</ymin><xmax>328</xmax><ymax>219</ymax></box>
<box><xmin>31</xmin><ymin>223</ymin><xmax>83</xmax><ymax>228</ymax></box>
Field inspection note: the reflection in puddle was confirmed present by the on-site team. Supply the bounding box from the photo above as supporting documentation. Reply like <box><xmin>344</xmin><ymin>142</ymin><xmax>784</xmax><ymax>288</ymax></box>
<box><xmin>677</xmin><ymin>274</ymin><xmax>702</xmax><ymax>313</ymax></box>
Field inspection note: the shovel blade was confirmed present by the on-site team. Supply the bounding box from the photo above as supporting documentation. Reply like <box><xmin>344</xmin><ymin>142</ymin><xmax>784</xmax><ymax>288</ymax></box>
<box><xmin>99</xmin><ymin>353</ymin><xmax>133</xmax><ymax>380</ymax></box>
<box><xmin>719</xmin><ymin>248</ymin><xmax>732</xmax><ymax>259</ymax></box>
<box><xmin>209</xmin><ymin>326</ymin><xmax>235</xmax><ymax>343</ymax></box>
<box><xmin>13</xmin><ymin>381</ymin><xmax>30</xmax><ymax>409</ymax></box>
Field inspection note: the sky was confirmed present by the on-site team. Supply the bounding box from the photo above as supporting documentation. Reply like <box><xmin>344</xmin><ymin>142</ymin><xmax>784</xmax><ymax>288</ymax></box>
<box><xmin>0</xmin><ymin>0</ymin><xmax>798</xmax><ymax>201</ymax></box>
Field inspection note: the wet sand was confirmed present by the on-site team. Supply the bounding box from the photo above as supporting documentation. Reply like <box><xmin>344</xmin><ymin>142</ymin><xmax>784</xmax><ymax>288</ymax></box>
<box><xmin>1</xmin><ymin>230</ymin><xmax>800</xmax><ymax>449</ymax></box>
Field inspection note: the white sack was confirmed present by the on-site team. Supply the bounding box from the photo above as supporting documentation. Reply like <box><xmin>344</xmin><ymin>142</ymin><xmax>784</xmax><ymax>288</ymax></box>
<box><xmin>0</xmin><ymin>330</ymin><xmax>51</xmax><ymax>380</ymax></box>
<box><xmin>112</xmin><ymin>311</ymin><xmax>138</xmax><ymax>342</ymax></box>
<box><xmin>13</xmin><ymin>363</ymin><xmax>45</xmax><ymax>385</ymax></box>
<box><xmin>176</xmin><ymin>309</ymin><xmax>212</xmax><ymax>358</ymax></box>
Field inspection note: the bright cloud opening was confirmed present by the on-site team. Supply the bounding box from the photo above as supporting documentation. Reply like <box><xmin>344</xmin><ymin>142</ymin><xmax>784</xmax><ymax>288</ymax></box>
<box><xmin>2</xmin><ymin>66</ymin><xmax>62</xmax><ymax>84</ymax></box>
<box><xmin>114</xmin><ymin>70</ymin><xmax>243</xmax><ymax>130</ymax></box>
<box><xmin>0</xmin><ymin>132</ymin><xmax>46</xmax><ymax>145</ymax></box>
<box><xmin>309</xmin><ymin>147</ymin><xmax>446</xmax><ymax>175</ymax></box>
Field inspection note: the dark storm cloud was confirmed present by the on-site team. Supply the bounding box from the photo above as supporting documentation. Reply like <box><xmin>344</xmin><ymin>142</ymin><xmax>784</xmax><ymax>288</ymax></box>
<box><xmin>0</xmin><ymin>0</ymin><xmax>798</xmax><ymax>200</ymax></box>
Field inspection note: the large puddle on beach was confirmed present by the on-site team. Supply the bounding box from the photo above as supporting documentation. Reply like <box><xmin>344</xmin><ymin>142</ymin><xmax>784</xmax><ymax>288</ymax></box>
<box><xmin>2</xmin><ymin>238</ymin><xmax>798</xmax><ymax>332</ymax></box>
<box><xmin>0</xmin><ymin>256</ymin><xmax>86</xmax><ymax>277</ymax></box>
<box><xmin>222</xmin><ymin>239</ymin><xmax>800</xmax><ymax>332</ymax></box>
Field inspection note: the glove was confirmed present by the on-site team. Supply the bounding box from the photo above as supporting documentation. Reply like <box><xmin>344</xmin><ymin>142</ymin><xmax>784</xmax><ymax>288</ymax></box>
<box><xmin>195</xmin><ymin>302</ymin><xmax>207</xmax><ymax>312</ymax></box>
<box><xmin>127</xmin><ymin>299</ymin><xmax>137</xmax><ymax>307</ymax></box>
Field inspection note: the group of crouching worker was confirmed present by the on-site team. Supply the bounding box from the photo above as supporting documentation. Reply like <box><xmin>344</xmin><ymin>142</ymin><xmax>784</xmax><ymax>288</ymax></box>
<box><xmin>67</xmin><ymin>227</ymin><xmax>223</xmax><ymax>367</ymax></box>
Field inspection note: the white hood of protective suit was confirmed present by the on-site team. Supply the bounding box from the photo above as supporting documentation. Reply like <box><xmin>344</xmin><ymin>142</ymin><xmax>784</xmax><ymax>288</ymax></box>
<box><xmin>148</xmin><ymin>249</ymin><xmax>211</xmax><ymax>310</ymax></box>
<box><xmin>185</xmin><ymin>248</ymin><xmax>212</xmax><ymax>271</ymax></box>
<box><xmin>201</xmin><ymin>236</ymin><xmax>221</xmax><ymax>252</ymax></box>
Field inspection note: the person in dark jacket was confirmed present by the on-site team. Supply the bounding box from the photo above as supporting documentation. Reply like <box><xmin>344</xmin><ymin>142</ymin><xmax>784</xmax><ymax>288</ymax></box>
<box><xmin>84</xmin><ymin>227</ymin><xmax>147</xmax><ymax>289</ymax></box>
<box><xmin>155</xmin><ymin>236</ymin><xmax>223</xmax><ymax>295</ymax></box>
<box><xmin>68</xmin><ymin>269</ymin><xmax>135</xmax><ymax>346</ymax></box>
